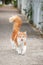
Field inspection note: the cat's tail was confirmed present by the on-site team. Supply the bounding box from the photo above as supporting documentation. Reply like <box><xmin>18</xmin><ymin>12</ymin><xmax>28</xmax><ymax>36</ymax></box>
<box><xmin>9</xmin><ymin>15</ymin><xmax>22</xmax><ymax>24</ymax></box>
<box><xmin>9</xmin><ymin>16</ymin><xmax>16</xmax><ymax>23</ymax></box>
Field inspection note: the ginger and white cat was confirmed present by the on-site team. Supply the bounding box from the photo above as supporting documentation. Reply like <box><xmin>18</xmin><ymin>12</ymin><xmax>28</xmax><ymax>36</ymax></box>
<box><xmin>10</xmin><ymin>31</ymin><xmax>27</xmax><ymax>55</ymax></box>
<box><xmin>9</xmin><ymin>15</ymin><xmax>27</xmax><ymax>55</ymax></box>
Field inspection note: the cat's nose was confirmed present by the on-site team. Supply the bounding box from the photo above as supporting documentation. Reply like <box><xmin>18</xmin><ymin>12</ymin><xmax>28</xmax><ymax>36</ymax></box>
<box><xmin>21</xmin><ymin>39</ymin><xmax>23</xmax><ymax>41</ymax></box>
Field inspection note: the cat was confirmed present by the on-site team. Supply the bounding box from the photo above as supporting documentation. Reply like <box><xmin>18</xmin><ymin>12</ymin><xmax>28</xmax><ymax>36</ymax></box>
<box><xmin>10</xmin><ymin>31</ymin><xmax>27</xmax><ymax>55</ymax></box>
<box><xmin>9</xmin><ymin>15</ymin><xmax>27</xmax><ymax>54</ymax></box>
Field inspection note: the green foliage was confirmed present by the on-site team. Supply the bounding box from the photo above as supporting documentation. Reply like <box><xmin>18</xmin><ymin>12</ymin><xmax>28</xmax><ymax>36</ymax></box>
<box><xmin>0</xmin><ymin>2</ymin><xmax>3</xmax><ymax>6</ymax></box>
<box><xmin>0</xmin><ymin>4</ymin><xmax>3</xmax><ymax>6</ymax></box>
<box><xmin>41</xmin><ymin>5</ymin><xmax>43</xmax><ymax>11</ymax></box>
<box><xmin>13</xmin><ymin>0</ymin><xmax>17</xmax><ymax>7</ymax></box>
<box><xmin>23</xmin><ymin>3</ymin><xmax>33</xmax><ymax>24</ymax></box>
<box><xmin>5</xmin><ymin>0</ymin><xmax>11</xmax><ymax>4</ymax></box>
<box><xmin>41</xmin><ymin>2</ymin><xmax>43</xmax><ymax>11</ymax></box>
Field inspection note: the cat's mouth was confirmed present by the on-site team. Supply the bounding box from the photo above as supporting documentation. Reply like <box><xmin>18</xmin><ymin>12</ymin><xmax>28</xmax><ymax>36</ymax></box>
<box><xmin>21</xmin><ymin>39</ymin><xmax>23</xmax><ymax>41</ymax></box>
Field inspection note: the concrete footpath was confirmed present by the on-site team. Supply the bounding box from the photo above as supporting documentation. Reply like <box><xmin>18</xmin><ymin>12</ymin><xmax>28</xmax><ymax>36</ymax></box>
<box><xmin>0</xmin><ymin>6</ymin><xmax>43</xmax><ymax>65</ymax></box>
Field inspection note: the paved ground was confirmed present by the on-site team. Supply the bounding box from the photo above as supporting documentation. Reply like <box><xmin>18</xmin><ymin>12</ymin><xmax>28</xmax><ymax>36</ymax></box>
<box><xmin>0</xmin><ymin>6</ymin><xmax>43</xmax><ymax>65</ymax></box>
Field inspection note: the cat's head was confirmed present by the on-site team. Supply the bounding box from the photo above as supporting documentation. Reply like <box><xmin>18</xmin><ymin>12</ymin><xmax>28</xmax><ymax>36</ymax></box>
<box><xmin>17</xmin><ymin>31</ymin><xmax>27</xmax><ymax>43</ymax></box>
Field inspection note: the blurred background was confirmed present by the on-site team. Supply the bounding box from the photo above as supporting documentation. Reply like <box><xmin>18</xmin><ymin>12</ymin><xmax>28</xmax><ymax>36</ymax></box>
<box><xmin>0</xmin><ymin>0</ymin><xmax>43</xmax><ymax>65</ymax></box>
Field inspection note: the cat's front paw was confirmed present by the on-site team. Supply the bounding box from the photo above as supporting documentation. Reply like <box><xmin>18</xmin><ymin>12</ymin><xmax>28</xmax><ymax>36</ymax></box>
<box><xmin>22</xmin><ymin>46</ymin><xmax>26</xmax><ymax>55</ymax></box>
<box><xmin>18</xmin><ymin>50</ymin><xmax>21</xmax><ymax>55</ymax></box>
<box><xmin>16</xmin><ymin>48</ymin><xmax>21</xmax><ymax>55</ymax></box>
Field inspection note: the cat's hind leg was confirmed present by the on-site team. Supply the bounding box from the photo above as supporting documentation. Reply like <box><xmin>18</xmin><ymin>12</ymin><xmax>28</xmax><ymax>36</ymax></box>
<box><xmin>10</xmin><ymin>39</ymin><xmax>16</xmax><ymax>49</ymax></box>
<box><xmin>22</xmin><ymin>42</ymin><xmax>26</xmax><ymax>55</ymax></box>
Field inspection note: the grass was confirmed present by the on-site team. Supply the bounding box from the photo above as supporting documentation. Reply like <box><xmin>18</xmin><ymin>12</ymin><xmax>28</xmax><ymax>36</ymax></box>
<box><xmin>0</xmin><ymin>4</ymin><xmax>3</xmax><ymax>7</ymax></box>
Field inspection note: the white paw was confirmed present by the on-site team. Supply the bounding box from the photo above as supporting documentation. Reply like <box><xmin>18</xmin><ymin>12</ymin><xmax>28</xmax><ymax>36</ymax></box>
<box><xmin>16</xmin><ymin>48</ymin><xmax>21</xmax><ymax>54</ymax></box>
<box><xmin>10</xmin><ymin>39</ymin><xmax>16</xmax><ymax>49</ymax></box>
<box><xmin>22</xmin><ymin>46</ymin><xmax>26</xmax><ymax>55</ymax></box>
